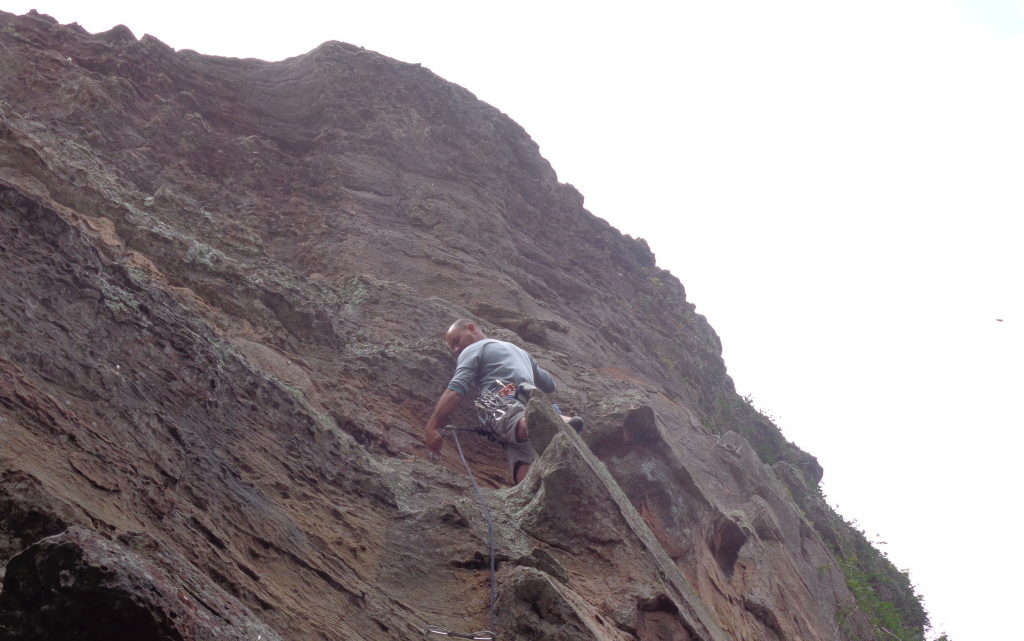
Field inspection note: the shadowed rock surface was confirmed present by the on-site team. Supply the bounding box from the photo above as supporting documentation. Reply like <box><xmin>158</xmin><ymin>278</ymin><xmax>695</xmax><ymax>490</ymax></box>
<box><xmin>0</xmin><ymin>9</ymin><xmax>927</xmax><ymax>641</ymax></box>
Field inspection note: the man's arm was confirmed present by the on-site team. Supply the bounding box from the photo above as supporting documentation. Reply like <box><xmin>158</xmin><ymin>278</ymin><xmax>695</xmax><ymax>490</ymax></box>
<box><xmin>530</xmin><ymin>355</ymin><xmax>557</xmax><ymax>393</ymax></box>
<box><xmin>424</xmin><ymin>388</ymin><xmax>465</xmax><ymax>453</ymax></box>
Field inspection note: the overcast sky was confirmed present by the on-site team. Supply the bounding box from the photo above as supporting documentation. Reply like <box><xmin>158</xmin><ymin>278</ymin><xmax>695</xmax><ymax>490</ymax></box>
<box><xmin>4</xmin><ymin>2</ymin><xmax>1021</xmax><ymax>639</ymax></box>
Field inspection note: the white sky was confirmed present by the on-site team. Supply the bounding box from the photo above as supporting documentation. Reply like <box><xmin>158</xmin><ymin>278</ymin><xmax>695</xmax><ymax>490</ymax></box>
<box><xmin>3</xmin><ymin>2</ymin><xmax>1021</xmax><ymax>639</ymax></box>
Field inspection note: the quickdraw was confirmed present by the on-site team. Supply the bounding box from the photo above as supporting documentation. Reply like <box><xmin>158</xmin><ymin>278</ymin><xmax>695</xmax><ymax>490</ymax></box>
<box><xmin>421</xmin><ymin>625</ymin><xmax>496</xmax><ymax>640</ymax></box>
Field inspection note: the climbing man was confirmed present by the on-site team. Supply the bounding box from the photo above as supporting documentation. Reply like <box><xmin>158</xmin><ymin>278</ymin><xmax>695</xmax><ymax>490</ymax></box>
<box><xmin>424</xmin><ymin>319</ymin><xmax>580</xmax><ymax>484</ymax></box>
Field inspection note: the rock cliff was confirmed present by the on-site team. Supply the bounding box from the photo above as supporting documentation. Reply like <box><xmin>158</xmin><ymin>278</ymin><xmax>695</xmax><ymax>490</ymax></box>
<box><xmin>0</xmin><ymin>10</ymin><xmax>927</xmax><ymax>641</ymax></box>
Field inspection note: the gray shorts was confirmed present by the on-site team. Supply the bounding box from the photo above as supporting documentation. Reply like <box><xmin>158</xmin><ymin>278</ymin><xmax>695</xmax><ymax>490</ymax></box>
<box><xmin>477</xmin><ymin>393</ymin><xmax>537</xmax><ymax>474</ymax></box>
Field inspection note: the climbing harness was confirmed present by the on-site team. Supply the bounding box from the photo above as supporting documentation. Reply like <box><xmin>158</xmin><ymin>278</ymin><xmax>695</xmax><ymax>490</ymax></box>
<box><xmin>473</xmin><ymin>380</ymin><xmax>534</xmax><ymax>441</ymax></box>
<box><xmin>476</xmin><ymin>380</ymin><xmax>528</xmax><ymax>409</ymax></box>
<box><xmin>421</xmin><ymin>425</ymin><xmax>498</xmax><ymax>640</ymax></box>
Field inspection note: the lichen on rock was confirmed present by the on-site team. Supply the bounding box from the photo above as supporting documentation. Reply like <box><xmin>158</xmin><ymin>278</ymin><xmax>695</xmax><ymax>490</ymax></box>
<box><xmin>0</xmin><ymin>8</ymin><xmax>928</xmax><ymax>641</ymax></box>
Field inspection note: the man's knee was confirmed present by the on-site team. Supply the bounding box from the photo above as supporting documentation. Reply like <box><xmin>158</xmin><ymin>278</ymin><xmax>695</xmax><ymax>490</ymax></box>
<box><xmin>513</xmin><ymin>461</ymin><xmax>530</xmax><ymax>484</ymax></box>
<box><xmin>515</xmin><ymin>416</ymin><xmax>528</xmax><ymax>443</ymax></box>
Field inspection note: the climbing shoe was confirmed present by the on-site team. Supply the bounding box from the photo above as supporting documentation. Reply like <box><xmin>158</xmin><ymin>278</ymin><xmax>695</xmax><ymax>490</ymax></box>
<box><xmin>516</xmin><ymin>382</ymin><xmax>538</xmax><ymax>401</ymax></box>
<box><xmin>568</xmin><ymin>416</ymin><xmax>584</xmax><ymax>433</ymax></box>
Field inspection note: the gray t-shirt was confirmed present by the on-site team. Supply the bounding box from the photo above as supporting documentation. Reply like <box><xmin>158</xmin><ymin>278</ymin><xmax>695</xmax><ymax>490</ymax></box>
<box><xmin>447</xmin><ymin>339</ymin><xmax>556</xmax><ymax>397</ymax></box>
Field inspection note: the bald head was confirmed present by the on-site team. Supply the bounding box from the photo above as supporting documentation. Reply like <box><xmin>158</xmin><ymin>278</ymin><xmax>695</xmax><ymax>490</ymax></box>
<box><xmin>448</xmin><ymin>318</ymin><xmax>474</xmax><ymax>334</ymax></box>
<box><xmin>445</xmin><ymin>319</ymin><xmax>485</xmax><ymax>356</ymax></box>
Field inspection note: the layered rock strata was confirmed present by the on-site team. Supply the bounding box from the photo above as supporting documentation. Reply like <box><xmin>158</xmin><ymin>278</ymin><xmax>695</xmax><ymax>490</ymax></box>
<box><xmin>0</xmin><ymin>10</ymin><xmax>923</xmax><ymax>641</ymax></box>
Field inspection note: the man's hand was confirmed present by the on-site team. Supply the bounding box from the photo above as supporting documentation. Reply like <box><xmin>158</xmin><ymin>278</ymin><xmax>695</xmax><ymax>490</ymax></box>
<box><xmin>425</xmin><ymin>425</ymin><xmax>443</xmax><ymax>455</ymax></box>
<box><xmin>423</xmin><ymin>388</ymin><xmax>464</xmax><ymax>461</ymax></box>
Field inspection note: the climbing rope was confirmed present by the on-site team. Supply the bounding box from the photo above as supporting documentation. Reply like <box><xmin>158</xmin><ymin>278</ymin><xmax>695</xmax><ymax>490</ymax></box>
<box><xmin>421</xmin><ymin>425</ymin><xmax>498</xmax><ymax>640</ymax></box>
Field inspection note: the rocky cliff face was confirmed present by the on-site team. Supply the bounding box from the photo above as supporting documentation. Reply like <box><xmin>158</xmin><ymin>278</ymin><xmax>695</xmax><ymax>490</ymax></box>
<box><xmin>0</xmin><ymin>10</ymin><xmax>926</xmax><ymax>641</ymax></box>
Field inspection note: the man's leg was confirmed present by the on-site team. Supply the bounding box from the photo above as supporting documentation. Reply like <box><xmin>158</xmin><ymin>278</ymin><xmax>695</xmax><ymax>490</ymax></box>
<box><xmin>514</xmin><ymin>413</ymin><xmax>578</xmax><ymax>442</ymax></box>
<box><xmin>513</xmin><ymin>461</ymin><xmax>530</xmax><ymax>484</ymax></box>
<box><xmin>515</xmin><ymin>416</ymin><xmax>529</xmax><ymax>442</ymax></box>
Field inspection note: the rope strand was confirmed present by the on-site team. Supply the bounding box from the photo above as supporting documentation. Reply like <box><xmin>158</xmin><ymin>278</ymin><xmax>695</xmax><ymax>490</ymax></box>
<box><xmin>422</xmin><ymin>426</ymin><xmax>498</xmax><ymax>639</ymax></box>
<box><xmin>448</xmin><ymin>426</ymin><xmax>497</xmax><ymax>632</ymax></box>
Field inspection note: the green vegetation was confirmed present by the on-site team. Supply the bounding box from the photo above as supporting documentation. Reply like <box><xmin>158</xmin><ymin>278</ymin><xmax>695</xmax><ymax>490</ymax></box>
<box><xmin>706</xmin><ymin>392</ymin><xmax>806</xmax><ymax>473</ymax></box>
<box><xmin>838</xmin><ymin>553</ymin><xmax>923</xmax><ymax>641</ymax></box>
<box><xmin>705</xmin><ymin>390</ymin><xmax>931</xmax><ymax>641</ymax></box>
<box><xmin>817</xmin><ymin>490</ymin><xmax>928</xmax><ymax>641</ymax></box>
<box><xmin>704</xmin><ymin>394</ymin><xmax>751</xmax><ymax>435</ymax></box>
